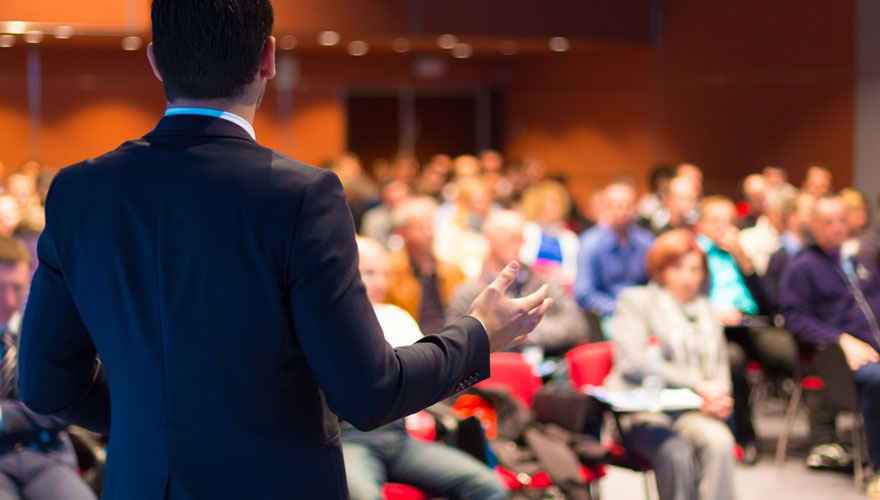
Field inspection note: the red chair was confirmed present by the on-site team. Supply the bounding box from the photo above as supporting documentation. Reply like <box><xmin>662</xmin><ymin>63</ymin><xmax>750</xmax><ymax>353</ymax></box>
<box><xmin>476</xmin><ymin>352</ymin><xmax>542</xmax><ymax>408</ymax></box>
<box><xmin>566</xmin><ymin>342</ymin><xmax>615</xmax><ymax>389</ymax></box>
<box><xmin>382</xmin><ymin>483</ymin><xmax>430</xmax><ymax>500</ymax></box>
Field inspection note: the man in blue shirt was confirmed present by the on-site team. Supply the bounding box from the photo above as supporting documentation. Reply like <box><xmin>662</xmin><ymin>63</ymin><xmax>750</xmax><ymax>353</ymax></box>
<box><xmin>697</xmin><ymin>196</ymin><xmax>796</xmax><ymax>464</ymax></box>
<box><xmin>575</xmin><ymin>180</ymin><xmax>654</xmax><ymax>333</ymax></box>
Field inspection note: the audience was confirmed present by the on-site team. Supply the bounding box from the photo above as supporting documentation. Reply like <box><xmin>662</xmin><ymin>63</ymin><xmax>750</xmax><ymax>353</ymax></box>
<box><xmin>637</xmin><ymin>164</ymin><xmax>674</xmax><ymax>224</ymax></box>
<box><xmin>360</xmin><ymin>180</ymin><xmax>411</xmax><ymax>249</ymax></box>
<box><xmin>649</xmin><ymin>175</ymin><xmax>700</xmax><ymax>235</ymax></box>
<box><xmin>343</xmin><ymin>237</ymin><xmax>507</xmax><ymax>500</ymax></box>
<box><xmin>447</xmin><ymin>211</ymin><xmax>588</xmax><ymax>356</ymax></box>
<box><xmin>696</xmin><ymin>196</ymin><xmax>796</xmax><ymax>464</ymax></box>
<box><xmin>801</xmin><ymin>165</ymin><xmax>833</xmax><ymax>197</ymax></box>
<box><xmin>605</xmin><ymin>229</ymin><xmax>735</xmax><ymax>500</ymax></box>
<box><xmin>8</xmin><ymin>139</ymin><xmax>876</xmax><ymax>496</ymax></box>
<box><xmin>434</xmin><ymin>176</ymin><xmax>494</xmax><ymax>280</ymax></box>
<box><xmin>738</xmin><ymin>185</ymin><xmax>789</xmax><ymax>276</ymax></box>
<box><xmin>519</xmin><ymin>180</ymin><xmax>580</xmax><ymax>288</ymax></box>
<box><xmin>575</xmin><ymin>181</ymin><xmax>654</xmax><ymax>329</ymax></box>
<box><xmin>781</xmin><ymin>194</ymin><xmax>880</xmax><ymax>497</ymax></box>
<box><xmin>0</xmin><ymin>237</ymin><xmax>97</xmax><ymax>499</ymax></box>
<box><xmin>840</xmin><ymin>188</ymin><xmax>870</xmax><ymax>259</ymax></box>
<box><xmin>737</xmin><ymin>174</ymin><xmax>768</xmax><ymax>230</ymax></box>
<box><xmin>385</xmin><ymin>197</ymin><xmax>466</xmax><ymax>335</ymax></box>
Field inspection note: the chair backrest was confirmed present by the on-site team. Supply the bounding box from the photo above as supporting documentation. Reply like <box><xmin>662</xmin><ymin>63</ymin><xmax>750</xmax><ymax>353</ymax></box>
<box><xmin>565</xmin><ymin>342</ymin><xmax>615</xmax><ymax>389</ymax></box>
<box><xmin>477</xmin><ymin>352</ymin><xmax>542</xmax><ymax>408</ymax></box>
<box><xmin>812</xmin><ymin>343</ymin><xmax>861</xmax><ymax>412</ymax></box>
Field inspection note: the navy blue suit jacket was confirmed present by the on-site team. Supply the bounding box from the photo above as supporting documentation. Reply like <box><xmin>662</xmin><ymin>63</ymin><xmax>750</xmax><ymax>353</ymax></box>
<box><xmin>17</xmin><ymin>115</ymin><xmax>490</xmax><ymax>499</ymax></box>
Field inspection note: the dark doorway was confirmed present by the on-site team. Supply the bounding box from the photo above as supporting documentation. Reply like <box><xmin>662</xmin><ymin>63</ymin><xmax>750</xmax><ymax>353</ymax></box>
<box><xmin>346</xmin><ymin>89</ymin><xmax>496</xmax><ymax>171</ymax></box>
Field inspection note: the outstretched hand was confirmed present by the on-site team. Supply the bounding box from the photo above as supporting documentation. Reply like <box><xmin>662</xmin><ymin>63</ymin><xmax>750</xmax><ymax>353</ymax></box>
<box><xmin>468</xmin><ymin>261</ymin><xmax>553</xmax><ymax>352</ymax></box>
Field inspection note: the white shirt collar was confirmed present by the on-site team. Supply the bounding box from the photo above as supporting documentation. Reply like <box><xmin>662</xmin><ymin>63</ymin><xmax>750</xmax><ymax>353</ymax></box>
<box><xmin>164</xmin><ymin>107</ymin><xmax>256</xmax><ymax>141</ymax></box>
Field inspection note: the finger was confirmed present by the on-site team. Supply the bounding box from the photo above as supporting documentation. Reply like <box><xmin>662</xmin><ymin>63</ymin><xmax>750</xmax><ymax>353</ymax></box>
<box><xmin>488</xmin><ymin>261</ymin><xmax>520</xmax><ymax>294</ymax></box>
<box><xmin>527</xmin><ymin>298</ymin><xmax>553</xmax><ymax>318</ymax></box>
<box><xmin>515</xmin><ymin>284</ymin><xmax>549</xmax><ymax>313</ymax></box>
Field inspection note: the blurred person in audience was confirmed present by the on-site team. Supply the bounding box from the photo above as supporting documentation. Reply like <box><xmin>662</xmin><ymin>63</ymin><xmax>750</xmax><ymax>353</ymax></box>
<box><xmin>360</xmin><ymin>180</ymin><xmax>411</xmax><ymax>250</ymax></box>
<box><xmin>35</xmin><ymin>168</ymin><xmax>56</xmax><ymax>206</ymax></box>
<box><xmin>17</xmin><ymin>161</ymin><xmax>41</xmax><ymax>181</ymax></box>
<box><xmin>6</xmin><ymin>174</ymin><xmax>42</xmax><ymax>225</ymax></box>
<box><xmin>434</xmin><ymin>176</ymin><xmax>494</xmax><ymax>280</ymax></box>
<box><xmin>738</xmin><ymin>185</ymin><xmax>790</xmax><ymax>276</ymax></box>
<box><xmin>480</xmin><ymin>150</ymin><xmax>515</xmax><ymax>208</ymax></box>
<box><xmin>344</xmin><ymin>237</ymin><xmax>506</xmax><ymax>500</ymax></box>
<box><xmin>575</xmin><ymin>180</ymin><xmax>654</xmax><ymax>331</ymax></box>
<box><xmin>13</xmin><ymin>213</ymin><xmax>45</xmax><ymax>276</ymax></box>
<box><xmin>434</xmin><ymin>155</ymin><xmax>483</xmax><ymax>230</ymax></box>
<box><xmin>386</xmin><ymin>197</ymin><xmax>466</xmax><ymax>335</ymax></box>
<box><xmin>676</xmin><ymin>163</ymin><xmax>704</xmax><ymax>195</ymax></box>
<box><xmin>762</xmin><ymin>192</ymin><xmax>847</xmax><ymax>470</ymax></box>
<box><xmin>780</xmin><ymin>194</ymin><xmax>880</xmax><ymax>497</ymax></box>
<box><xmin>637</xmin><ymin>164</ymin><xmax>675</xmax><ymax>225</ymax></box>
<box><xmin>859</xmin><ymin>195</ymin><xmax>880</xmax><ymax>271</ymax></box>
<box><xmin>331</xmin><ymin>152</ymin><xmax>380</xmax><ymax>230</ymax></box>
<box><xmin>696</xmin><ymin>196</ymin><xmax>796</xmax><ymax>464</ymax></box>
<box><xmin>519</xmin><ymin>180</ymin><xmax>580</xmax><ymax>288</ymax></box>
<box><xmin>0</xmin><ymin>237</ymin><xmax>97</xmax><ymax>499</ymax></box>
<box><xmin>390</xmin><ymin>155</ymin><xmax>419</xmax><ymax>185</ymax></box>
<box><xmin>764</xmin><ymin>192</ymin><xmax>815</xmax><ymax>310</ymax></box>
<box><xmin>605</xmin><ymin>229</ymin><xmax>736</xmax><ymax>500</ymax></box>
<box><xmin>762</xmin><ymin>165</ymin><xmax>798</xmax><ymax>200</ymax></box>
<box><xmin>840</xmin><ymin>188</ymin><xmax>870</xmax><ymax>259</ymax></box>
<box><xmin>801</xmin><ymin>165</ymin><xmax>832</xmax><ymax>197</ymax></box>
<box><xmin>650</xmin><ymin>176</ymin><xmax>700</xmax><ymax>235</ymax></box>
<box><xmin>0</xmin><ymin>197</ymin><xmax>22</xmax><ymax>239</ymax></box>
<box><xmin>448</xmin><ymin>211</ymin><xmax>588</xmax><ymax>356</ymax></box>
<box><xmin>413</xmin><ymin>161</ymin><xmax>449</xmax><ymax>202</ymax></box>
<box><xmin>736</xmin><ymin>174</ymin><xmax>767</xmax><ymax>230</ymax></box>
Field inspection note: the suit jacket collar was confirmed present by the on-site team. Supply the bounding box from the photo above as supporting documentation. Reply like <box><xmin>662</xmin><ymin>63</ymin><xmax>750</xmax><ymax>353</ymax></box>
<box><xmin>144</xmin><ymin>114</ymin><xmax>257</xmax><ymax>143</ymax></box>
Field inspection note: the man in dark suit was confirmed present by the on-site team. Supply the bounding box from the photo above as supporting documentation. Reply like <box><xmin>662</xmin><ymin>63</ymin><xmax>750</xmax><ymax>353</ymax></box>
<box><xmin>16</xmin><ymin>2</ymin><xmax>552</xmax><ymax>499</ymax></box>
<box><xmin>0</xmin><ymin>237</ymin><xmax>96</xmax><ymax>499</ymax></box>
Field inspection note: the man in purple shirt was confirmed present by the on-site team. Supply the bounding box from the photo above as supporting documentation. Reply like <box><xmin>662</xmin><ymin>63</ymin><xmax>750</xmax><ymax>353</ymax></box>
<box><xmin>781</xmin><ymin>194</ymin><xmax>880</xmax><ymax>497</ymax></box>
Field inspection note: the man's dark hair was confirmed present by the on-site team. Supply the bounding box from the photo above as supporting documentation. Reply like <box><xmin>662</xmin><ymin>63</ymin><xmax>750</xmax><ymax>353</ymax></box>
<box><xmin>151</xmin><ymin>0</ymin><xmax>274</xmax><ymax>100</ymax></box>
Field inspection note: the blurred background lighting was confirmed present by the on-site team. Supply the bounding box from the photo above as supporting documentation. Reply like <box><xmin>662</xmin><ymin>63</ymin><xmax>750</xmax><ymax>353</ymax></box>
<box><xmin>437</xmin><ymin>34</ymin><xmax>458</xmax><ymax>50</ymax></box>
<box><xmin>0</xmin><ymin>35</ymin><xmax>14</xmax><ymax>48</ymax></box>
<box><xmin>121</xmin><ymin>36</ymin><xmax>142</xmax><ymax>51</ymax></box>
<box><xmin>317</xmin><ymin>30</ymin><xmax>341</xmax><ymax>47</ymax></box>
<box><xmin>347</xmin><ymin>40</ymin><xmax>369</xmax><ymax>56</ymax></box>
<box><xmin>280</xmin><ymin>35</ymin><xmax>298</xmax><ymax>50</ymax></box>
<box><xmin>549</xmin><ymin>36</ymin><xmax>570</xmax><ymax>52</ymax></box>
<box><xmin>23</xmin><ymin>31</ymin><xmax>43</xmax><ymax>44</ymax></box>
<box><xmin>451</xmin><ymin>42</ymin><xmax>473</xmax><ymax>59</ymax></box>
<box><xmin>53</xmin><ymin>26</ymin><xmax>74</xmax><ymax>39</ymax></box>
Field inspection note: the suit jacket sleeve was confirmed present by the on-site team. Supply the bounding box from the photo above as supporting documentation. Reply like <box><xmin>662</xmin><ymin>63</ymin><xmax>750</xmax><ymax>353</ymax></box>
<box><xmin>17</xmin><ymin>173</ymin><xmax>111</xmax><ymax>434</ymax></box>
<box><xmin>288</xmin><ymin>170</ymin><xmax>490</xmax><ymax>431</ymax></box>
<box><xmin>780</xmin><ymin>262</ymin><xmax>842</xmax><ymax>345</ymax></box>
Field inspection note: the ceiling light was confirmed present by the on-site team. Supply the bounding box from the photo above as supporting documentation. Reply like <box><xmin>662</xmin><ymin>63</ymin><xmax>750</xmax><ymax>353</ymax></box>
<box><xmin>53</xmin><ymin>25</ymin><xmax>74</xmax><ymax>39</ymax></box>
<box><xmin>392</xmin><ymin>38</ymin><xmax>411</xmax><ymax>53</ymax></box>
<box><xmin>451</xmin><ymin>42</ymin><xmax>472</xmax><ymax>59</ymax></box>
<box><xmin>23</xmin><ymin>31</ymin><xmax>43</xmax><ymax>44</ymax></box>
<box><xmin>280</xmin><ymin>35</ymin><xmax>297</xmax><ymax>50</ymax></box>
<box><xmin>0</xmin><ymin>35</ymin><xmax>14</xmax><ymax>48</ymax></box>
<box><xmin>549</xmin><ymin>37</ymin><xmax>570</xmax><ymax>52</ymax></box>
<box><xmin>347</xmin><ymin>40</ymin><xmax>369</xmax><ymax>56</ymax></box>
<box><xmin>317</xmin><ymin>30</ymin><xmax>340</xmax><ymax>47</ymax></box>
<box><xmin>437</xmin><ymin>34</ymin><xmax>457</xmax><ymax>50</ymax></box>
<box><xmin>121</xmin><ymin>36</ymin><xmax>142</xmax><ymax>51</ymax></box>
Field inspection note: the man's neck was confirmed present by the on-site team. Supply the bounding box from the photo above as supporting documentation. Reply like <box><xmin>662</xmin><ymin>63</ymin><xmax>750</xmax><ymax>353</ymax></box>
<box><xmin>611</xmin><ymin>224</ymin><xmax>630</xmax><ymax>242</ymax></box>
<box><xmin>166</xmin><ymin>99</ymin><xmax>256</xmax><ymax>124</ymax></box>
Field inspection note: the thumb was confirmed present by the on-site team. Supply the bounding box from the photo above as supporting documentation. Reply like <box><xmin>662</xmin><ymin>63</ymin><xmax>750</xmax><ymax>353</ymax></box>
<box><xmin>489</xmin><ymin>261</ymin><xmax>520</xmax><ymax>294</ymax></box>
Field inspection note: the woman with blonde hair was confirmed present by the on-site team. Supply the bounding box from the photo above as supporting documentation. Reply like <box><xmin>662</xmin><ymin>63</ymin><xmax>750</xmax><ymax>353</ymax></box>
<box><xmin>519</xmin><ymin>180</ymin><xmax>579</xmax><ymax>288</ymax></box>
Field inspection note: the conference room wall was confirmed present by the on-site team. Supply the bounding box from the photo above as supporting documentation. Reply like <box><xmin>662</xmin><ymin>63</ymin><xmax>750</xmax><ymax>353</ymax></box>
<box><xmin>0</xmin><ymin>0</ymin><xmax>856</xmax><ymax>206</ymax></box>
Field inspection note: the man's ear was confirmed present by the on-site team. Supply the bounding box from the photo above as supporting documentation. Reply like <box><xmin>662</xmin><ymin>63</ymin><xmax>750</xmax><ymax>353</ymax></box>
<box><xmin>260</xmin><ymin>36</ymin><xmax>277</xmax><ymax>80</ymax></box>
<box><xmin>146</xmin><ymin>43</ymin><xmax>164</xmax><ymax>82</ymax></box>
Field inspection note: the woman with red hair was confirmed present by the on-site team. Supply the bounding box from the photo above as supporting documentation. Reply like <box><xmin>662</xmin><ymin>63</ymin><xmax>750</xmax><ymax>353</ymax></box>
<box><xmin>604</xmin><ymin>229</ymin><xmax>736</xmax><ymax>500</ymax></box>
